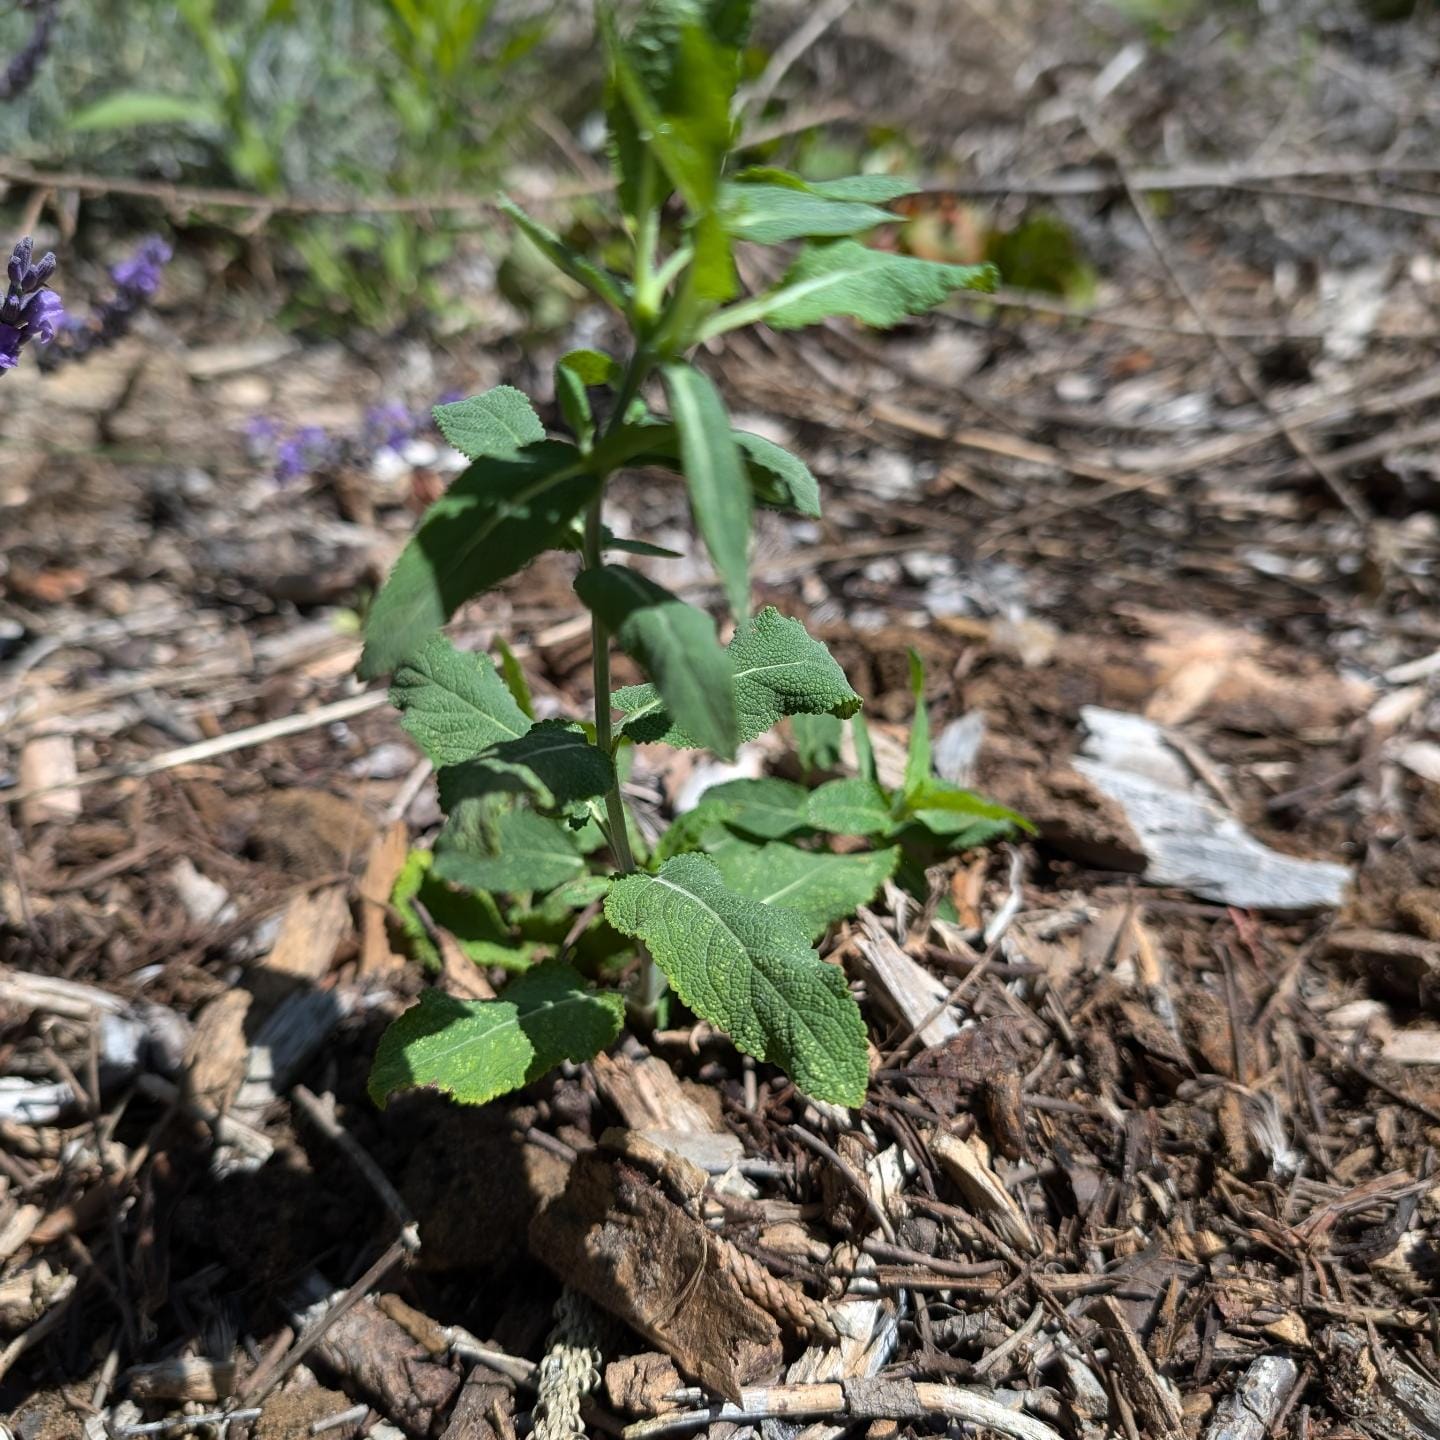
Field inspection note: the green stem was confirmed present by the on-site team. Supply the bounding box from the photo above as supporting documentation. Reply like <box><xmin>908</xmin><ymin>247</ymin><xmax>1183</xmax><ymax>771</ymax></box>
<box><xmin>584</xmin><ymin>349</ymin><xmax>667</xmax><ymax>1017</ymax></box>
<box><xmin>582</xmin><ymin>499</ymin><xmax>635</xmax><ymax>878</ymax></box>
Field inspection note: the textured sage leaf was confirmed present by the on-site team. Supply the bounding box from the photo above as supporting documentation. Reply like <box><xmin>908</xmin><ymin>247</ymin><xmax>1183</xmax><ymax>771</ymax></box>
<box><xmin>606</xmin><ymin>854</ymin><xmax>868</xmax><ymax>1105</ymax></box>
<box><xmin>705</xmin><ymin>239</ymin><xmax>996</xmax><ymax>337</ymax></box>
<box><xmin>498</xmin><ymin>198</ymin><xmax>629</xmax><ymax>312</ymax></box>
<box><xmin>614</xmin><ymin>607</ymin><xmax>860</xmax><ymax>749</ymax></box>
<box><xmin>433</xmin><ymin>386</ymin><xmax>546</xmax><ymax>461</ymax></box>
<box><xmin>696</xmin><ymin>777</ymin><xmax>809</xmax><ymax>839</ymax></box>
<box><xmin>721</xmin><ymin>180</ymin><xmax>898</xmax><ymax>245</ymax></box>
<box><xmin>734</xmin><ymin>432</ymin><xmax>821</xmax><ymax>518</ymax></box>
<box><xmin>713</xmin><ymin>841</ymin><xmax>900</xmax><ymax>939</ymax></box>
<box><xmin>434</xmin><ymin>806</ymin><xmax>586</xmax><ymax>894</ymax></box>
<box><xmin>438</xmin><ymin>722</ymin><xmax>615</xmax><ymax>816</ymax></box>
<box><xmin>734</xmin><ymin>167</ymin><xmax>916</xmax><ymax>204</ymax></box>
<box><xmin>576</xmin><ymin>565</ymin><xmax>737</xmax><ymax>758</ymax></box>
<box><xmin>389</xmin><ymin>635</ymin><xmax>531</xmax><ymax>767</ymax></box>
<box><xmin>806</xmin><ymin>777</ymin><xmax>894</xmax><ymax>836</ymax></box>
<box><xmin>392</xmin><ymin>849</ymin><xmax>535</xmax><ymax>972</ymax></box>
<box><xmin>904</xmin><ymin>649</ymin><xmax>931</xmax><ymax>794</ymax></box>
<box><xmin>791</xmin><ymin>712</ymin><xmax>844</xmax><ymax>772</ymax></box>
<box><xmin>651</xmin><ymin>798</ymin><xmax>738</xmax><ymax>863</ymax></box>
<box><xmin>359</xmin><ymin>442</ymin><xmax>596</xmax><ymax>677</ymax></box>
<box><xmin>368</xmin><ymin>960</ymin><xmax>625</xmax><ymax>1108</ymax></box>
<box><xmin>661</xmin><ymin>363</ymin><xmax>751</xmax><ymax>620</ymax></box>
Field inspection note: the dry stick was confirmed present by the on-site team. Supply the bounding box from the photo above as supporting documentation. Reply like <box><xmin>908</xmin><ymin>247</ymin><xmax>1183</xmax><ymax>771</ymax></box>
<box><xmin>623</xmin><ymin>1378</ymin><xmax>1065</xmax><ymax>1440</ymax></box>
<box><xmin>1074</xmin><ymin>102</ymin><xmax>1374</xmax><ymax>534</ymax></box>
<box><xmin>239</xmin><ymin>1231</ymin><xmax>415</xmax><ymax>1406</ymax></box>
<box><xmin>919</xmin><ymin>154</ymin><xmax>1440</xmax><ymax>197</ymax></box>
<box><xmin>787</xmin><ymin>1124</ymin><xmax>897</xmax><ymax>1242</ymax></box>
<box><xmin>739</xmin><ymin>0</ymin><xmax>860</xmax><ymax>116</ymax></box>
<box><xmin>291</xmin><ymin>1085</ymin><xmax>415</xmax><ymax>1233</ymax></box>
<box><xmin>0</xmin><ymin>688</ymin><xmax>388</xmax><ymax>806</ymax></box>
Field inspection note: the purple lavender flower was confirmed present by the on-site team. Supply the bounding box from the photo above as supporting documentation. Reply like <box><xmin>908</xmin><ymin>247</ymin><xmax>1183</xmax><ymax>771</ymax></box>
<box><xmin>110</xmin><ymin>237</ymin><xmax>173</xmax><ymax>297</ymax></box>
<box><xmin>363</xmin><ymin>401</ymin><xmax>418</xmax><ymax>453</ymax></box>
<box><xmin>0</xmin><ymin>236</ymin><xmax>62</xmax><ymax>376</ymax></box>
<box><xmin>42</xmin><ymin>234</ymin><xmax>171</xmax><ymax>367</ymax></box>
<box><xmin>275</xmin><ymin>425</ymin><xmax>334</xmax><ymax>483</ymax></box>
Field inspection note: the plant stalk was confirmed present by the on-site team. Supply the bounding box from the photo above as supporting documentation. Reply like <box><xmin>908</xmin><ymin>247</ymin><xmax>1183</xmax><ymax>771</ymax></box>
<box><xmin>585</xmin><ymin>348</ymin><xmax>667</xmax><ymax>1017</ymax></box>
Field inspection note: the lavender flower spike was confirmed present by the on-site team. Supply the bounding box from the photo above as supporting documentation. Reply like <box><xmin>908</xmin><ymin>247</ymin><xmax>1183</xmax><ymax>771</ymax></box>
<box><xmin>111</xmin><ymin>237</ymin><xmax>173</xmax><ymax>297</ymax></box>
<box><xmin>0</xmin><ymin>235</ymin><xmax>63</xmax><ymax>376</ymax></box>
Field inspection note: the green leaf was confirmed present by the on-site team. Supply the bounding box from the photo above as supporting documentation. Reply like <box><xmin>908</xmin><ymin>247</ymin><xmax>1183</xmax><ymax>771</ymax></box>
<box><xmin>713</xmin><ymin>841</ymin><xmax>900</xmax><ymax>938</ymax></box>
<box><xmin>604</xmin><ymin>533</ymin><xmax>685</xmax><ymax>559</ymax></box>
<box><xmin>615</xmin><ymin>607</ymin><xmax>860</xmax><ymax>749</ymax></box>
<box><xmin>435</xmin><ymin>807</ymin><xmax>586</xmax><ymax>894</ymax></box>
<box><xmin>615</xmin><ymin>608</ymin><xmax>858</xmax><ymax>748</ymax></box>
<box><xmin>851</xmin><ymin>712</ymin><xmax>878</xmax><ymax>786</ymax></box>
<box><xmin>359</xmin><ymin>443</ymin><xmax>596</xmax><ymax>677</ymax></box>
<box><xmin>704</xmin><ymin>239</ymin><xmax>997</xmax><ymax>338</ymax></box>
<box><xmin>720</xmin><ymin>181</ymin><xmax>898</xmax><ymax>245</ymax></box>
<box><xmin>68</xmin><ymin>90</ymin><xmax>221</xmax><ymax>132</ymax></box>
<box><xmin>661</xmin><ymin>363</ymin><xmax>751</xmax><ymax>620</ymax></box>
<box><xmin>734</xmin><ymin>432</ymin><xmax>821</xmax><ymax>518</ymax></box>
<box><xmin>390</xmin><ymin>635</ymin><xmax>531</xmax><ymax>767</ymax></box>
<box><xmin>806</xmin><ymin>777</ymin><xmax>894</xmax><ymax>836</ymax></box>
<box><xmin>791</xmin><ymin>713</ymin><xmax>843</xmax><ymax>773</ymax></box>
<box><xmin>603</xmin><ymin>6</ymin><xmax>739</xmax><ymax>299</ymax></box>
<box><xmin>498</xmin><ymin>197</ymin><xmax>629</xmax><ymax>312</ymax></box>
<box><xmin>576</xmin><ymin>565</ymin><xmax>737</xmax><ymax>759</ymax></box>
<box><xmin>433</xmin><ymin>386</ymin><xmax>545</xmax><ymax>461</ymax></box>
<box><xmin>733</xmin><ymin>168</ymin><xmax>917</xmax><ymax>204</ymax></box>
<box><xmin>652</xmin><ymin>798</ymin><xmax>738</xmax><ymax>863</ymax></box>
<box><xmin>903</xmin><ymin>777</ymin><xmax>1032</xmax><ymax>842</ymax></box>
<box><xmin>368</xmin><ymin>960</ymin><xmax>625</xmax><ymax>1107</ymax></box>
<box><xmin>610</xmin><ymin>423</ymin><xmax>820</xmax><ymax>519</ymax></box>
<box><xmin>493</xmin><ymin>636</ymin><xmax>535</xmax><ymax>720</ymax></box>
<box><xmin>904</xmin><ymin>649</ymin><xmax>931</xmax><ymax>794</ymax></box>
<box><xmin>555</xmin><ymin>349</ymin><xmax>620</xmax><ymax>444</ymax></box>
<box><xmin>438</xmin><ymin>722</ymin><xmax>616</xmax><ymax>816</ymax></box>
<box><xmin>605</xmin><ymin>854</ymin><xmax>868</xmax><ymax>1105</ymax></box>
<box><xmin>392</xmin><ymin>849</ymin><xmax>533</xmax><ymax>972</ymax></box>
<box><xmin>698</xmin><ymin>777</ymin><xmax>810</xmax><ymax>839</ymax></box>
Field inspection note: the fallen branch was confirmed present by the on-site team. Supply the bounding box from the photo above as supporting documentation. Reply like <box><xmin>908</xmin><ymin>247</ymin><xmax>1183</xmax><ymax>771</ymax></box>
<box><xmin>622</xmin><ymin>1377</ymin><xmax>1065</xmax><ymax>1440</ymax></box>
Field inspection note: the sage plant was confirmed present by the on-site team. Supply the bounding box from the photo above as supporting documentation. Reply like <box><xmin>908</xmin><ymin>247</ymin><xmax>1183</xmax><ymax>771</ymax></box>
<box><xmin>362</xmin><ymin>0</ymin><xmax>1006</xmax><ymax>1111</ymax></box>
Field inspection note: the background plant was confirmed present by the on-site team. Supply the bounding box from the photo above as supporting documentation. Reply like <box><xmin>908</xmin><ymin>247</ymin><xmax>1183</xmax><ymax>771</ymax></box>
<box><xmin>5</xmin><ymin>0</ymin><xmax>565</xmax><ymax>329</ymax></box>
<box><xmin>360</xmin><ymin>0</ymin><xmax>1010</xmax><ymax>1112</ymax></box>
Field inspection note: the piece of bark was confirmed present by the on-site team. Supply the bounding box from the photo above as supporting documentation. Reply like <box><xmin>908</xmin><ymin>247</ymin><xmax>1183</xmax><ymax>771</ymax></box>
<box><xmin>1073</xmin><ymin>707</ymin><xmax>1351</xmax><ymax>911</ymax></box>
<box><xmin>530</xmin><ymin>1150</ymin><xmax>782</xmax><ymax>1402</ymax></box>
<box><xmin>440</xmin><ymin>1363</ymin><xmax>516</xmax><ymax>1440</ymax></box>
<box><xmin>854</xmin><ymin>910</ymin><xmax>959</xmax><ymax>1048</ymax></box>
<box><xmin>592</xmin><ymin>1049</ymin><xmax>748</xmax><ymax>1182</ymax></box>
<box><xmin>18</xmin><ymin>729</ymin><xmax>81</xmax><ymax>827</ymax></box>
<box><xmin>260</xmin><ymin>885</ymin><xmax>353</xmax><ymax>984</ymax></box>
<box><xmin>1203</xmin><ymin>1355</ymin><xmax>1297</xmax><ymax>1440</ymax></box>
<box><xmin>1321</xmin><ymin>1325</ymin><xmax>1440</xmax><ymax>1440</ymax></box>
<box><xmin>125</xmin><ymin>1355</ymin><xmax>236</xmax><ymax>1403</ymax></box>
<box><xmin>607</xmin><ymin>1352</ymin><xmax>685</xmax><ymax>1416</ymax></box>
<box><xmin>1090</xmin><ymin>1296</ymin><xmax>1184</xmax><ymax>1440</ymax></box>
<box><xmin>307</xmin><ymin>1293</ymin><xmax>460</xmax><ymax>1436</ymax></box>
<box><xmin>928</xmin><ymin>1130</ymin><xmax>1037</xmax><ymax>1255</ymax></box>
<box><xmin>185</xmin><ymin>990</ymin><xmax>252</xmax><ymax>1113</ymax></box>
<box><xmin>359</xmin><ymin>822</ymin><xmax>410</xmax><ymax>976</ymax></box>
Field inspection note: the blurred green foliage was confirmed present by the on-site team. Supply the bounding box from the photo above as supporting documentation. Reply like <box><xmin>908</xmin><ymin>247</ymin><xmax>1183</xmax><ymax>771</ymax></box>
<box><xmin>0</xmin><ymin>0</ymin><xmax>569</xmax><ymax>330</ymax></box>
